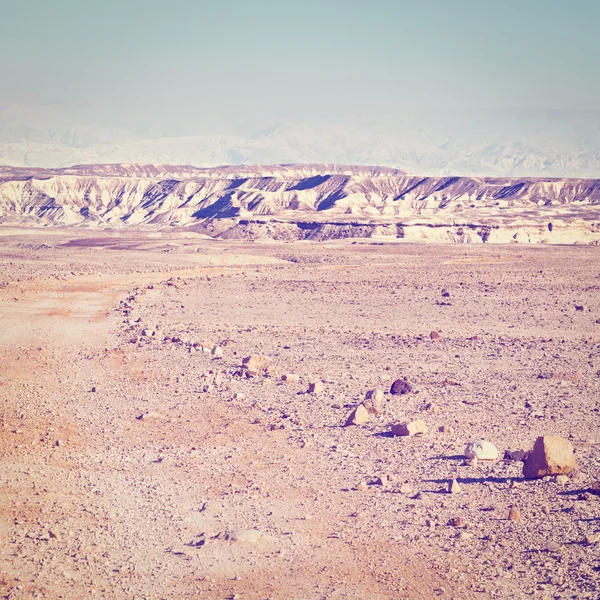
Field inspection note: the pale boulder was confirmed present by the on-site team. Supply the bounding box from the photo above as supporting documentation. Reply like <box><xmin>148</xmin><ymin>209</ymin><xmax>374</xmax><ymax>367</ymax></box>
<box><xmin>464</xmin><ymin>440</ymin><xmax>499</xmax><ymax>461</ymax></box>
<box><xmin>307</xmin><ymin>381</ymin><xmax>324</xmax><ymax>394</ymax></box>
<box><xmin>448</xmin><ymin>478</ymin><xmax>461</xmax><ymax>494</ymax></box>
<box><xmin>391</xmin><ymin>419</ymin><xmax>428</xmax><ymax>437</ymax></box>
<box><xmin>345</xmin><ymin>404</ymin><xmax>370</xmax><ymax>426</ymax></box>
<box><xmin>523</xmin><ymin>436</ymin><xmax>576</xmax><ymax>479</ymax></box>
<box><xmin>242</xmin><ymin>354</ymin><xmax>267</xmax><ymax>377</ymax></box>
<box><xmin>363</xmin><ymin>389</ymin><xmax>384</xmax><ymax>415</ymax></box>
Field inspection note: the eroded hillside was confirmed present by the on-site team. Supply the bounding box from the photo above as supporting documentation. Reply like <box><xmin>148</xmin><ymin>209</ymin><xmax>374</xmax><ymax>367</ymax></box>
<box><xmin>1</xmin><ymin>163</ymin><xmax>599</xmax><ymax>243</ymax></box>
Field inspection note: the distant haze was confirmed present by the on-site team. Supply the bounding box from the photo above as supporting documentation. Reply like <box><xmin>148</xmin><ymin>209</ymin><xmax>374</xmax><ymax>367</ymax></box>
<box><xmin>1</xmin><ymin>1</ymin><xmax>599</xmax><ymax>175</ymax></box>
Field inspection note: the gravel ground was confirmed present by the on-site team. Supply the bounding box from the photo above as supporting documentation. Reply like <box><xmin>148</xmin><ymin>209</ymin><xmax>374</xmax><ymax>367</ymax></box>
<box><xmin>0</xmin><ymin>229</ymin><xmax>599</xmax><ymax>599</ymax></box>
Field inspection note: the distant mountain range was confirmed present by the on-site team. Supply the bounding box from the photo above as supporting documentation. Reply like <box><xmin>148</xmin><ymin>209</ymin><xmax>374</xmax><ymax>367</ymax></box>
<box><xmin>1</xmin><ymin>104</ymin><xmax>600</xmax><ymax>178</ymax></box>
<box><xmin>1</xmin><ymin>162</ymin><xmax>599</xmax><ymax>244</ymax></box>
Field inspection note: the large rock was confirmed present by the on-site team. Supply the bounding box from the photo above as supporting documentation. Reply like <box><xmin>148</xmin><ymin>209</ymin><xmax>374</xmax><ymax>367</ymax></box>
<box><xmin>391</xmin><ymin>419</ymin><xmax>428</xmax><ymax>437</ymax></box>
<box><xmin>464</xmin><ymin>440</ymin><xmax>499</xmax><ymax>461</ymax></box>
<box><xmin>523</xmin><ymin>436</ymin><xmax>576</xmax><ymax>479</ymax></box>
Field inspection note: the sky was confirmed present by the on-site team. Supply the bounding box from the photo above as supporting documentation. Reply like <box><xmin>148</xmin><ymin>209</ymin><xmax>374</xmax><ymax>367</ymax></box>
<box><xmin>1</xmin><ymin>0</ymin><xmax>599</xmax><ymax>132</ymax></box>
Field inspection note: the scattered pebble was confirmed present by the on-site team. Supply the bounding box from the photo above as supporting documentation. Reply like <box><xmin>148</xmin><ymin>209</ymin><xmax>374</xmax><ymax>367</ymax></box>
<box><xmin>545</xmin><ymin>541</ymin><xmax>562</xmax><ymax>552</ymax></box>
<box><xmin>448</xmin><ymin>479</ymin><xmax>461</xmax><ymax>494</ymax></box>
<box><xmin>508</xmin><ymin>507</ymin><xmax>522</xmax><ymax>522</ymax></box>
<box><xmin>307</xmin><ymin>381</ymin><xmax>324</xmax><ymax>394</ymax></box>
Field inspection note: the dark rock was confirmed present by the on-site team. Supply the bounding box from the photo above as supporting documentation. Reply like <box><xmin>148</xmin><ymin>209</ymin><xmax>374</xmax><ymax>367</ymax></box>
<box><xmin>390</xmin><ymin>379</ymin><xmax>412</xmax><ymax>395</ymax></box>
<box><xmin>503</xmin><ymin>449</ymin><xmax>528</xmax><ymax>462</ymax></box>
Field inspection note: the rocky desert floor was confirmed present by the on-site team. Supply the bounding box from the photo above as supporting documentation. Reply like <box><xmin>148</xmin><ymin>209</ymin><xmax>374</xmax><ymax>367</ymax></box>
<box><xmin>0</xmin><ymin>227</ymin><xmax>599</xmax><ymax>600</ymax></box>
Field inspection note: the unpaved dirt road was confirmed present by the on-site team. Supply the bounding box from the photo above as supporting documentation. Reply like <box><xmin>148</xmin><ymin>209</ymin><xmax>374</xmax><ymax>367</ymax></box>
<box><xmin>1</xmin><ymin>228</ymin><xmax>599</xmax><ymax>599</ymax></box>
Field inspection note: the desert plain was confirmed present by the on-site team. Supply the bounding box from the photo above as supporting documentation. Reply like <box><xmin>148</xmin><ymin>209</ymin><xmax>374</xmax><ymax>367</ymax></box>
<box><xmin>0</xmin><ymin>227</ymin><xmax>599</xmax><ymax>600</ymax></box>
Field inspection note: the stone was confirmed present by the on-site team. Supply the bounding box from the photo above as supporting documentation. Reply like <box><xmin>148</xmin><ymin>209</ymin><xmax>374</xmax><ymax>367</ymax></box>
<box><xmin>503</xmin><ymin>449</ymin><xmax>528</xmax><ymax>462</ymax></box>
<box><xmin>345</xmin><ymin>404</ymin><xmax>370</xmax><ymax>426</ymax></box>
<box><xmin>307</xmin><ymin>381</ymin><xmax>324</xmax><ymax>394</ymax></box>
<box><xmin>211</xmin><ymin>346</ymin><xmax>223</xmax><ymax>359</ymax></box>
<box><xmin>363</xmin><ymin>389</ymin><xmax>384</xmax><ymax>415</ymax></box>
<box><xmin>356</xmin><ymin>481</ymin><xmax>368</xmax><ymax>492</ymax></box>
<box><xmin>568</xmin><ymin>468</ymin><xmax>587</xmax><ymax>484</ymax></box>
<box><xmin>282</xmin><ymin>374</ymin><xmax>300</xmax><ymax>384</ymax></box>
<box><xmin>584</xmin><ymin>534</ymin><xmax>600</xmax><ymax>545</ymax></box>
<box><xmin>448</xmin><ymin>479</ymin><xmax>461</xmax><ymax>494</ymax></box>
<box><xmin>375</xmin><ymin>474</ymin><xmax>390</xmax><ymax>486</ymax></box>
<box><xmin>508</xmin><ymin>507</ymin><xmax>522</xmax><ymax>521</ymax></box>
<box><xmin>390</xmin><ymin>379</ymin><xmax>412</xmax><ymax>395</ymax></box>
<box><xmin>545</xmin><ymin>541</ymin><xmax>562</xmax><ymax>552</ymax></box>
<box><xmin>590</xmin><ymin>481</ymin><xmax>600</xmax><ymax>495</ymax></box>
<box><xmin>523</xmin><ymin>436</ymin><xmax>576</xmax><ymax>479</ymax></box>
<box><xmin>430</xmin><ymin>331</ymin><xmax>441</xmax><ymax>340</ymax></box>
<box><xmin>232</xmin><ymin>393</ymin><xmax>245</xmax><ymax>401</ymax></box>
<box><xmin>242</xmin><ymin>354</ymin><xmax>267</xmax><ymax>377</ymax></box>
<box><xmin>447</xmin><ymin>517</ymin><xmax>462</xmax><ymax>527</ymax></box>
<box><xmin>464</xmin><ymin>440</ymin><xmax>499</xmax><ymax>461</ymax></box>
<box><xmin>553</xmin><ymin>475</ymin><xmax>570</xmax><ymax>485</ymax></box>
<box><xmin>391</xmin><ymin>419</ymin><xmax>428</xmax><ymax>437</ymax></box>
<box><xmin>439</xmin><ymin>425</ymin><xmax>454</xmax><ymax>434</ymax></box>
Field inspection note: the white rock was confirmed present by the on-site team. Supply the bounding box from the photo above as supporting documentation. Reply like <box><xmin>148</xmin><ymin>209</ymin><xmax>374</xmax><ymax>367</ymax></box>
<box><xmin>464</xmin><ymin>440</ymin><xmax>499</xmax><ymax>461</ymax></box>
<box><xmin>307</xmin><ymin>381</ymin><xmax>324</xmax><ymax>394</ymax></box>
<box><xmin>448</xmin><ymin>478</ymin><xmax>461</xmax><ymax>494</ymax></box>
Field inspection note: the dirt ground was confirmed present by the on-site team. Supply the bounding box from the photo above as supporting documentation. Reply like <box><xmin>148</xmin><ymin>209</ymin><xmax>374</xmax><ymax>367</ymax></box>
<box><xmin>0</xmin><ymin>227</ymin><xmax>599</xmax><ymax>600</ymax></box>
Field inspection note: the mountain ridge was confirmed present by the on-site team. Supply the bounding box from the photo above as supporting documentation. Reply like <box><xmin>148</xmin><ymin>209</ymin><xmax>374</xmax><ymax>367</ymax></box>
<box><xmin>1</xmin><ymin>162</ymin><xmax>599</xmax><ymax>244</ymax></box>
<box><xmin>2</xmin><ymin>104</ymin><xmax>600</xmax><ymax>177</ymax></box>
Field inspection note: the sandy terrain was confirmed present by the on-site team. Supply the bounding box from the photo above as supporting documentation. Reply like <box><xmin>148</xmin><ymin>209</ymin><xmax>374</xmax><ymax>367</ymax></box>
<box><xmin>1</xmin><ymin>227</ymin><xmax>599</xmax><ymax>600</ymax></box>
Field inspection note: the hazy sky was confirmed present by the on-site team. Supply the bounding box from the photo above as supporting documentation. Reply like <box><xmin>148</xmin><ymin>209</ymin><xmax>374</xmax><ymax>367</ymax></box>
<box><xmin>1</xmin><ymin>0</ymin><xmax>599</xmax><ymax>130</ymax></box>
